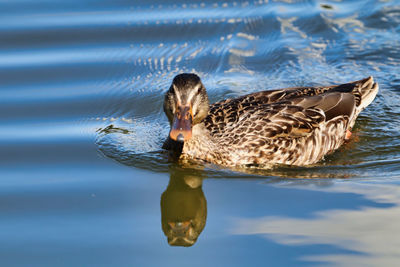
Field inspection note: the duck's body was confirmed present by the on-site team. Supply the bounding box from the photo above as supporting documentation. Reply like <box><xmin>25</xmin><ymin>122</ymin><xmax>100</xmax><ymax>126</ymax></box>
<box><xmin>163</xmin><ymin>74</ymin><xmax>378</xmax><ymax>168</ymax></box>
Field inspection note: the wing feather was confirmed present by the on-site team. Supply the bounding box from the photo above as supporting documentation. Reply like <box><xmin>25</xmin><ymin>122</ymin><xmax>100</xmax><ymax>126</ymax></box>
<box><xmin>205</xmin><ymin>77</ymin><xmax>374</xmax><ymax>143</ymax></box>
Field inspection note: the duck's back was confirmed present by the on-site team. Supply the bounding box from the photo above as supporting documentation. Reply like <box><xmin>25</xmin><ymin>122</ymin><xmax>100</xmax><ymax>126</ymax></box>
<box><xmin>199</xmin><ymin>77</ymin><xmax>378</xmax><ymax>167</ymax></box>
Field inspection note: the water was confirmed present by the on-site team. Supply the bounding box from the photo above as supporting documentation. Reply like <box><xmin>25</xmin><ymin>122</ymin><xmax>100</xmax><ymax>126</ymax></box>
<box><xmin>1</xmin><ymin>0</ymin><xmax>400</xmax><ymax>266</ymax></box>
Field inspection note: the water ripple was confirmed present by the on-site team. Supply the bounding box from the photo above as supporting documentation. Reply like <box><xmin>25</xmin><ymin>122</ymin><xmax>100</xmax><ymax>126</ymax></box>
<box><xmin>0</xmin><ymin>0</ymin><xmax>399</xmax><ymax>179</ymax></box>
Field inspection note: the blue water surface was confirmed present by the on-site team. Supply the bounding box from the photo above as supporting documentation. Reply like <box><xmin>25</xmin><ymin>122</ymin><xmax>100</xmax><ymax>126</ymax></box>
<box><xmin>1</xmin><ymin>0</ymin><xmax>400</xmax><ymax>266</ymax></box>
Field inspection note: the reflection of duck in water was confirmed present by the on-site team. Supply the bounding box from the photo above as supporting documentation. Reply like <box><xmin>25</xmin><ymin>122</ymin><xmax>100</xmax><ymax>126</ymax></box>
<box><xmin>160</xmin><ymin>168</ymin><xmax>206</xmax><ymax>247</ymax></box>
<box><xmin>163</xmin><ymin>73</ymin><xmax>378</xmax><ymax>167</ymax></box>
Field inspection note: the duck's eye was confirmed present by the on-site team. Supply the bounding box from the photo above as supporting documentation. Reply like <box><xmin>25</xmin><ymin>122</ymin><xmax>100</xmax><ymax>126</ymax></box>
<box><xmin>197</xmin><ymin>87</ymin><xmax>202</xmax><ymax>94</ymax></box>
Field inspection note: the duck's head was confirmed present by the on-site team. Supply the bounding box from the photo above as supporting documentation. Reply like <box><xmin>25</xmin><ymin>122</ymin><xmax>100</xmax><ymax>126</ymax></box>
<box><xmin>164</xmin><ymin>73</ymin><xmax>209</xmax><ymax>142</ymax></box>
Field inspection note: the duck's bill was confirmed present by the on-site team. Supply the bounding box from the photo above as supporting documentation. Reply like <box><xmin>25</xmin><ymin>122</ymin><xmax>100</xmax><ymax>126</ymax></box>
<box><xmin>168</xmin><ymin>221</ymin><xmax>191</xmax><ymax>237</ymax></box>
<box><xmin>167</xmin><ymin>221</ymin><xmax>196</xmax><ymax>247</ymax></box>
<box><xmin>169</xmin><ymin>106</ymin><xmax>193</xmax><ymax>142</ymax></box>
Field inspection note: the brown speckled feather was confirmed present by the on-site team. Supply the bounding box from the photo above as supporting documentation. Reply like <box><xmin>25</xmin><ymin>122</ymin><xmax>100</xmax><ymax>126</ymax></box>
<box><xmin>168</xmin><ymin>76</ymin><xmax>378</xmax><ymax>168</ymax></box>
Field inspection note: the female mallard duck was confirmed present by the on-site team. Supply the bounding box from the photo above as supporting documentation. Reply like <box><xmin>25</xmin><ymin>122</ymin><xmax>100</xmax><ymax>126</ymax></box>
<box><xmin>163</xmin><ymin>73</ymin><xmax>378</xmax><ymax>167</ymax></box>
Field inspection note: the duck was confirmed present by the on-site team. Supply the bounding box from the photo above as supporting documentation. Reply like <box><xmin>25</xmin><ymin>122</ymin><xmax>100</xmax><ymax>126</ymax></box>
<box><xmin>162</xmin><ymin>73</ymin><xmax>378</xmax><ymax>168</ymax></box>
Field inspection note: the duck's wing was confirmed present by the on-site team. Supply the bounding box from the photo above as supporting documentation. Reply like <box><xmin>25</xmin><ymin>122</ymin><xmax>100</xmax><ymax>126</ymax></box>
<box><xmin>241</xmin><ymin>92</ymin><xmax>355</xmax><ymax>139</ymax></box>
<box><xmin>205</xmin><ymin>77</ymin><xmax>378</xmax><ymax>139</ymax></box>
<box><xmin>206</xmin><ymin>95</ymin><xmax>347</xmax><ymax>140</ymax></box>
<box><xmin>212</xmin><ymin>76</ymin><xmax>377</xmax><ymax>111</ymax></box>
<box><xmin>282</xmin><ymin>76</ymin><xmax>378</xmax><ymax>119</ymax></box>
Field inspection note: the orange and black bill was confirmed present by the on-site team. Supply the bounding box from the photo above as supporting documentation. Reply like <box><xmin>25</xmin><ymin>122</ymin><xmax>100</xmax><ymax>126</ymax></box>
<box><xmin>169</xmin><ymin>105</ymin><xmax>193</xmax><ymax>142</ymax></box>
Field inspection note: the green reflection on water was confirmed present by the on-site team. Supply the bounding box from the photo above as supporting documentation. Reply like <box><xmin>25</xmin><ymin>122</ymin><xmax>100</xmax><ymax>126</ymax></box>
<box><xmin>161</xmin><ymin>167</ymin><xmax>207</xmax><ymax>247</ymax></box>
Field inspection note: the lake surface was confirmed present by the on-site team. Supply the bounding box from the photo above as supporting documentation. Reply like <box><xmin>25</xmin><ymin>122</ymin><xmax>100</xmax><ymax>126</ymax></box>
<box><xmin>1</xmin><ymin>0</ymin><xmax>400</xmax><ymax>266</ymax></box>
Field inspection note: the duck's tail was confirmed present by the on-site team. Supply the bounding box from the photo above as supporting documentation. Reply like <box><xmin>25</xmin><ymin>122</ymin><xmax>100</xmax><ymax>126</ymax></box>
<box><xmin>353</xmin><ymin>76</ymin><xmax>379</xmax><ymax>112</ymax></box>
<box><xmin>333</xmin><ymin>76</ymin><xmax>379</xmax><ymax>113</ymax></box>
<box><xmin>332</xmin><ymin>76</ymin><xmax>378</xmax><ymax>129</ymax></box>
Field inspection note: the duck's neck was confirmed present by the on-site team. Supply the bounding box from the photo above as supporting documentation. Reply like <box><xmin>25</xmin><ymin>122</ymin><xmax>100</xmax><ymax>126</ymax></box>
<box><xmin>181</xmin><ymin>123</ymin><xmax>223</xmax><ymax>160</ymax></box>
